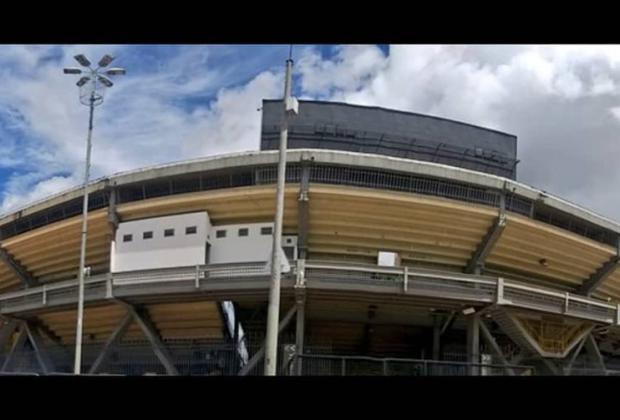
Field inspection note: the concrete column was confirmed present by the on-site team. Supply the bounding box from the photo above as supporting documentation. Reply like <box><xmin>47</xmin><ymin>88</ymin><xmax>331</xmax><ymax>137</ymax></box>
<box><xmin>432</xmin><ymin>315</ymin><xmax>441</xmax><ymax>361</ymax></box>
<box><xmin>295</xmin><ymin>293</ymin><xmax>306</xmax><ymax>375</ymax></box>
<box><xmin>466</xmin><ymin>314</ymin><xmax>480</xmax><ymax>375</ymax></box>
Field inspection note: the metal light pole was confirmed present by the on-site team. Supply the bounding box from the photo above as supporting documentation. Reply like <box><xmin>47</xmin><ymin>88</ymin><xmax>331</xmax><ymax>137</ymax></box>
<box><xmin>64</xmin><ymin>54</ymin><xmax>125</xmax><ymax>374</ymax></box>
<box><xmin>264</xmin><ymin>48</ymin><xmax>297</xmax><ymax>376</ymax></box>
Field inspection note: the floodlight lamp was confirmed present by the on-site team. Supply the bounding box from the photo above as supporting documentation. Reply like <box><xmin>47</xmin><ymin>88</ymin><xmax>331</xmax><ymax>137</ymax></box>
<box><xmin>97</xmin><ymin>75</ymin><xmax>113</xmax><ymax>88</ymax></box>
<box><xmin>76</xmin><ymin>76</ymin><xmax>91</xmax><ymax>87</ymax></box>
<box><xmin>106</xmin><ymin>68</ymin><xmax>126</xmax><ymax>76</ymax></box>
<box><xmin>63</xmin><ymin>67</ymin><xmax>82</xmax><ymax>74</ymax></box>
<box><xmin>74</xmin><ymin>54</ymin><xmax>91</xmax><ymax>67</ymax></box>
<box><xmin>98</xmin><ymin>54</ymin><xmax>114</xmax><ymax>67</ymax></box>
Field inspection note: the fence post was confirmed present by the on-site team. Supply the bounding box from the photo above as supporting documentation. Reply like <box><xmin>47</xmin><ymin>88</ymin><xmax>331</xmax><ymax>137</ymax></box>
<box><xmin>296</xmin><ymin>259</ymin><xmax>306</xmax><ymax>287</ymax></box>
<box><xmin>617</xmin><ymin>304</ymin><xmax>620</xmax><ymax>326</ymax></box>
<box><xmin>42</xmin><ymin>285</ymin><xmax>47</xmax><ymax>305</ymax></box>
<box><xmin>564</xmin><ymin>292</ymin><xmax>570</xmax><ymax>314</ymax></box>
<box><xmin>496</xmin><ymin>277</ymin><xmax>504</xmax><ymax>304</ymax></box>
<box><xmin>195</xmin><ymin>265</ymin><xmax>200</xmax><ymax>289</ymax></box>
<box><xmin>403</xmin><ymin>266</ymin><xmax>408</xmax><ymax>293</ymax></box>
<box><xmin>106</xmin><ymin>274</ymin><xmax>113</xmax><ymax>299</ymax></box>
<box><xmin>341</xmin><ymin>358</ymin><xmax>346</xmax><ymax>376</ymax></box>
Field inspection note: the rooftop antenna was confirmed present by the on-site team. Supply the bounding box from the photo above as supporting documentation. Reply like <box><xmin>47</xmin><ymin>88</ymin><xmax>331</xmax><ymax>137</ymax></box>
<box><xmin>264</xmin><ymin>44</ymin><xmax>299</xmax><ymax>376</ymax></box>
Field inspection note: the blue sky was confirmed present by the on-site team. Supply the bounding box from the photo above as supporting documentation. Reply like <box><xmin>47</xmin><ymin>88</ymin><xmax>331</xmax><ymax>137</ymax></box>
<box><xmin>2</xmin><ymin>45</ymin><xmax>620</xmax><ymax>221</ymax></box>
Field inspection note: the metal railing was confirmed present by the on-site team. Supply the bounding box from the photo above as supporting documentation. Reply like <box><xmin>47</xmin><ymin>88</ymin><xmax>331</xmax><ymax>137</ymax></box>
<box><xmin>0</xmin><ymin>261</ymin><xmax>617</xmax><ymax>326</ymax></box>
<box><xmin>289</xmin><ymin>354</ymin><xmax>534</xmax><ymax>376</ymax></box>
<box><xmin>303</xmin><ymin>261</ymin><xmax>619</xmax><ymax>325</ymax></box>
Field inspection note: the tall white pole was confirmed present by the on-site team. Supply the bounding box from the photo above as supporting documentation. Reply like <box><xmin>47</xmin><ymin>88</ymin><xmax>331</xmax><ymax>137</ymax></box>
<box><xmin>74</xmin><ymin>91</ymin><xmax>95</xmax><ymax>374</ymax></box>
<box><xmin>264</xmin><ymin>53</ymin><xmax>294</xmax><ymax>376</ymax></box>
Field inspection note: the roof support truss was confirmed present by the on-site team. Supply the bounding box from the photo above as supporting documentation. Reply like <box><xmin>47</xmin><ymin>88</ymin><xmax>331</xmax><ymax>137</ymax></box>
<box><xmin>479</xmin><ymin>320</ymin><xmax>515</xmax><ymax>376</ymax></box>
<box><xmin>584</xmin><ymin>334</ymin><xmax>606</xmax><ymax>372</ymax></box>
<box><xmin>577</xmin><ymin>238</ymin><xmax>620</xmax><ymax>296</ymax></box>
<box><xmin>297</xmin><ymin>159</ymin><xmax>311</xmax><ymax>260</ymax></box>
<box><xmin>89</xmin><ymin>310</ymin><xmax>134</xmax><ymax>374</ymax></box>
<box><xmin>127</xmin><ymin>304</ymin><xmax>179</xmax><ymax>375</ymax></box>
<box><xmin>24</xmin><ymin>321</ymin><xmax>55</xmax><ymax>374</ymax></box>
<box><xmin>0</xmin><ymin>320</ymin><xmax>19</xmax><ymax>351</ymax></box>
<box><xmin>0</xmin><ymin>247</ymin><xmax>38</xmax><ymax>287</ymax></box>
<box><xmin>465</xmin><ymin>192</ymin><xmax>506</xmax><ymax>274</ymax></box>
<box><xmin>1</xmin><ymin>323</ymin><xmax>27</xmax><ymax>372</ymax></box>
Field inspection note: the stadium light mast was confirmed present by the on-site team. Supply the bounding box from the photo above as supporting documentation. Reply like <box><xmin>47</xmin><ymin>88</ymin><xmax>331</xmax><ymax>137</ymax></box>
<box><xmin>63</xmin><ymin>54</ymin><xmax>125</xmax><ymax>375</ymax></box>
<box><xmin>264</xmin><ymin>46</ymin><xmax>298</xmax><ymax>376</ymax></box>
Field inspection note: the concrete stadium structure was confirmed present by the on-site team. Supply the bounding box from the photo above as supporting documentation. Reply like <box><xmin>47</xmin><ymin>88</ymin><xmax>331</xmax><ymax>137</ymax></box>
<box><xmin>0</xmin><ymin>100</ymin><xmax>619</xmax><ymax>376</ymax></box>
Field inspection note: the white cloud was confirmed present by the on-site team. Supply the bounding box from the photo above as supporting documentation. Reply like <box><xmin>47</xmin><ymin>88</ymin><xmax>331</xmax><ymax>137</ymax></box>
<box><xmin>0</xmin><ymin>45</ymin><xmax>283</xmax><ymax>214</ymax></box>
<box><xmin>295</xmin><ymin>45</ymin><xmax>620</xmax><ymax>221</ymax></box>
<box><xmin>4</xmin><ymin>44</ymin><xmax>620</xmax><ymax>224</ymax></box>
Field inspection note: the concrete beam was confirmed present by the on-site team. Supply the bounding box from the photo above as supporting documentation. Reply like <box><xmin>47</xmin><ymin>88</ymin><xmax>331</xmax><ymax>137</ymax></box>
<box><xmin>24</xmin><ymin>321</ymin><xmax>55</xmax><ymax>374</ymax></box>
<box><xmin>297</xmin><ymin>160</ymin><xmax>311</xmax><ymax>260</ymax></box>
<box><xmin>294</xmin><ymin>293</ymin><xmax>306</xmax><ymax>375</ymax></box>
<box><xmin>465</xmin><ymin>193</ymin><xmax>506</xmax><ymax>274</ymax></box>
<box><xmin>565</xmin><ymin>333</ymin><xmax>587</xmax><ymax>375</ymax></box>
<box><xmin>584</xmin><ymin>334</ymin><xmax>606</xmax><ymax>372</ymax></box>
<box><xmin>0</xmin><ymin>320</ymin><xmax>19</xmax><ymax>351</ymax></box>
<box><xmin>578</xmin><ymin>255</ymin><xmax>620</xmax><ymax>296</ymax></box>
<box><xmin>432</xmin><ymin>315</ymin><xmax>441</xmax><ymax>360</ymax></box>
<box><xmin>440</xmin><ymin>311</ymin><xmax>456</xmax><ymax>335</ymax></box>
<box><xmin>125</xmin><ymin>304</ymin><xmax>179</xmax><ymax>375</ymax></box>
<box><xmin>479</xmin><ymin>321</ymin><xmax>515</xmax><ymax>376</ymax></box>
<box><xmin>1</xmin><ymin>324</ymin><xmax>27</xmax><ymax>372</ymax></box>
<box><xmin>541</xmin><ymin>358</ymin><xmax>560</xmax><ymax>375</ymax></box>
<box><xmin>0</xmin><ymin>247</ymin><xmax>37</xmax><ymax>287</ymax></box>
<box><xmin>239</xmin><ymin>305</ymin><xmax>297</xmax><ymax>376</ymax></box>
<box><xmin>107</xmin><ymin>187</ymin><xmax>120</xmax><ymax>230</ymax></box>
<box><xmin>466</xmin><ymin>314</ymin><xmax>480</xmax><ymax>375</ymax></box>
<box><xmin>89</xmin><ymin>310</ymin><xmax>134</xmax><ymax>374</ymax></box>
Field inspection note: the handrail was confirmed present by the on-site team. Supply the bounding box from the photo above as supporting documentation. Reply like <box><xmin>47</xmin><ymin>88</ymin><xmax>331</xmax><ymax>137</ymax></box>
<box><xmin>292</xmin><ymin>353</ymin><xmax>534</xmax><ymax>376</ymax></box>
<box><xmin>0</xmin><ymin>261</ymin><xmax>616</xmax><ymax>325</ymax></box>
<box><xmin>296</xmin><ymin>353</ymin><xmax>531</xmax><ymax>369</ymax></box>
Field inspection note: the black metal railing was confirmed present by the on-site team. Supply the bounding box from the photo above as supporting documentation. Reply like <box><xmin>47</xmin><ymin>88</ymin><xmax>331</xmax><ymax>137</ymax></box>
<box><xmin>288</xmin><ymin>354</ymin><xmax>534</xmax><ymax>376</ymax></box>
<box><xmin>0</xmin><ymin>158</ymin><xmax>616</xmax><ymax>248</ymax></box>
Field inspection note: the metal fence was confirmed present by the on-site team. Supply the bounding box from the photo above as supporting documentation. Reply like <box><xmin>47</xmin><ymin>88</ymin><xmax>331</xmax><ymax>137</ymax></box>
<box><xmin>0</xmin><ymin>342</ymin><xmax>245</xmax><ymax>376</ymax></box>
<box><xmin>289</xmin><ymin>354</ymin><xmax>534</xmax><ymax>376</ymax></box>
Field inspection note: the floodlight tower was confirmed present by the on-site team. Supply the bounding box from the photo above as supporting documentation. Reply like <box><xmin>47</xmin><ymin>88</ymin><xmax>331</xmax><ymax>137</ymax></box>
<box><xmin>63</xmin><ymin>54</ymin><xmax>125</xmax><ymax>375</ymax></box>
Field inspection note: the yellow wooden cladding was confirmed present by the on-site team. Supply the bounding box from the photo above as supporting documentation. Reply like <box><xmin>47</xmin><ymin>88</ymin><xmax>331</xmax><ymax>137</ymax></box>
<box><xmin>0</xmin><ymin>183</ymin><xmax>618</xmax><ymax>302</ymax></box>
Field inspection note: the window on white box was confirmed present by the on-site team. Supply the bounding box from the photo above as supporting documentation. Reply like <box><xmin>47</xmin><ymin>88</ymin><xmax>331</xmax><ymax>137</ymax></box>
<box><xmin>378</xmin><ymin>251</ymin><xmax>398</xmax><ymax>267</ymax></box>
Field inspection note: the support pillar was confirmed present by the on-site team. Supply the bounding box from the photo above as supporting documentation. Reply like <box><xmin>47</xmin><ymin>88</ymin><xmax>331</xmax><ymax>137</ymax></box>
<box><xmin>432</xmin><ymin>315</ymin><xmax>441</xmax><ymax>361</ymax></box>
<box><xmin>297</xmin><ymin>159</ymin><xmax>311</xmax><ymax>260</ymax></box>
<box><xmin>466</xmin><ymin>314</ymin><xmax>480</xmax><ymax>375</ymax></box>
<box><xmin>1</xmin><ymin>324</ymin><xmax>27</xmax><ymax>372</ymax></box>
<box><xmin>295</xmin><ymin>293</ymin><xmax>306</xmax><ymax>375</ymax></box>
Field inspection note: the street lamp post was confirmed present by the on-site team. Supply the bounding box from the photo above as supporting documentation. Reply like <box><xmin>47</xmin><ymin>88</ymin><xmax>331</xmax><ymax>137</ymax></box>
<box><xmin>64</xmin><ymin>54</ymin><xmax>125</xmax><ymax>374</ymax></box>
<box><xmin>264</xmin><ymin>48</ymin><xmax>297</xmax><ymax>376</ymax></box>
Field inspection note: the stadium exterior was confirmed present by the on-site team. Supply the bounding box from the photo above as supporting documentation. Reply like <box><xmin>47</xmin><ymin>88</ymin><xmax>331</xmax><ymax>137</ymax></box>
<box><xmin>0</xmin><ymin>100</ymin><xmax>619</xmax><ymax>376</ymax></box>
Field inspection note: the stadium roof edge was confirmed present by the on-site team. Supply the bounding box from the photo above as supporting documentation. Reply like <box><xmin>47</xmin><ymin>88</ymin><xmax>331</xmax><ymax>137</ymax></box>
<box><xmin>0</xmin><ymin>149</ymin><xmax>618</xmax><ymax>236</ymax></box>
